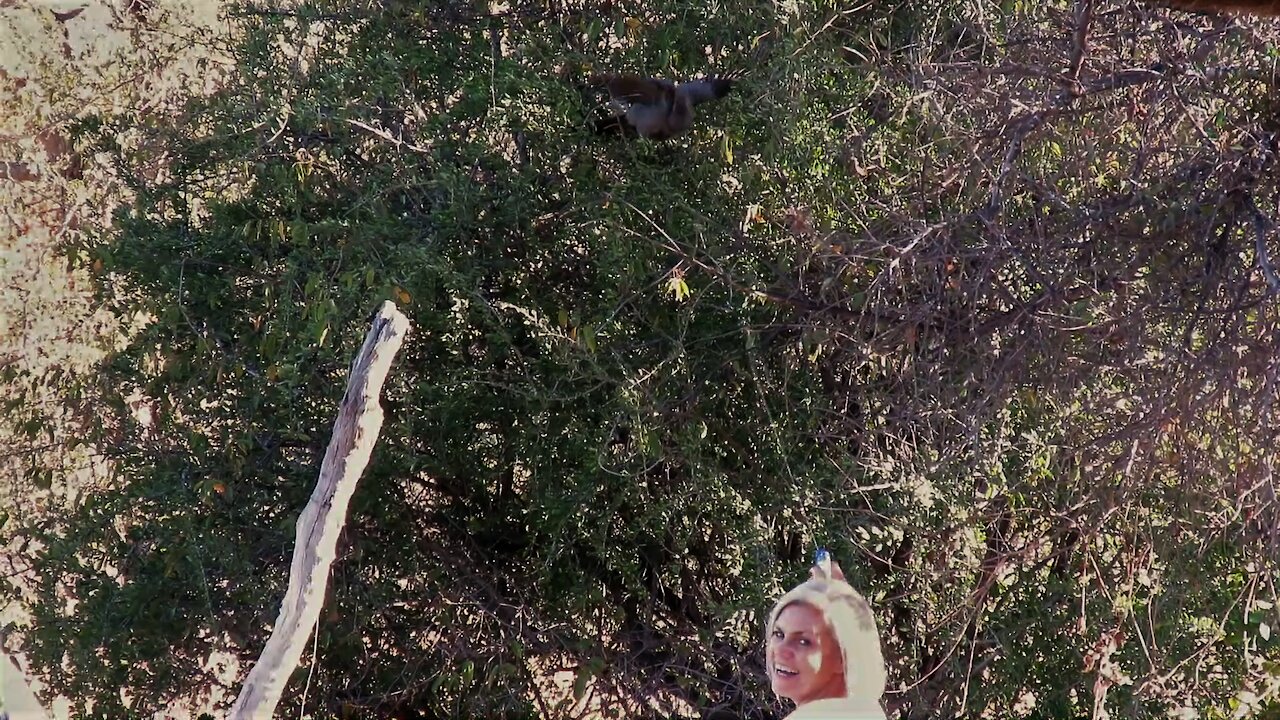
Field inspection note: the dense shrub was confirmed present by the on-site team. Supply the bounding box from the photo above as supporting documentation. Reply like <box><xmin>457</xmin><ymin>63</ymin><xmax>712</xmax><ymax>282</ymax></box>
<box><xmin>12</xmin><ymin>0</ymin><xmax>1280</xmax><ymax>718</ymax></box>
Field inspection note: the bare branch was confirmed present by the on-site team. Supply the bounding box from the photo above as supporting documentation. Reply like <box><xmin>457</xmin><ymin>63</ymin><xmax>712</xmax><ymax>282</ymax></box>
<box><xmin>229</xmin><ymin>302</ymin><xmax>411</xmax><ymax>720</ymax></box>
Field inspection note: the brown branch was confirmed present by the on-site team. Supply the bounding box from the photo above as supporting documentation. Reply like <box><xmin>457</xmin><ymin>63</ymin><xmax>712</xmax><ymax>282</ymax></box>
<box><xmin>1159</xmin><ymin>0</ymin><xmax>1280</xmax><ymax>15</ymax></box>
<box><xmin>1067</xmin><ymin>0</ymin><xmax>1096</xmax><ymax>91</ymax></box>
<box><xmin>1</xmin><ymin>162</ymin><xmax>38</xmax><ymax>182</ymax></box>
<box><xmin>1245</xmin><ymin>195</ymin><xmax>1280</xmax><ymax>293</ymax></box>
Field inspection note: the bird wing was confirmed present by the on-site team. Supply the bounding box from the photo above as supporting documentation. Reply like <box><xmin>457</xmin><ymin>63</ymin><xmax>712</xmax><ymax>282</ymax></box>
<box><xmin>601</xmin><ymin>75</ymin><xmax>671</xmax><ymax>104</ymax></box>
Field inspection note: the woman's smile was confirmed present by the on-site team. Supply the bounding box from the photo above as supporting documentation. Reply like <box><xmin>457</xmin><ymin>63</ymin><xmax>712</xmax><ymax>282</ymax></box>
<box><xmin>766</xmin><ymin>601</ymin><xmax>846</xmax><ymax>704</ymax></box>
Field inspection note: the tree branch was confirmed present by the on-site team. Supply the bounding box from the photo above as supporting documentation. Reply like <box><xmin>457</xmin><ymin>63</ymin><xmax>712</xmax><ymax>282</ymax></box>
<box><xmin>229</xmin><ymin>301</ymin><xmax>411</xmax><ymax>720</ymax></box>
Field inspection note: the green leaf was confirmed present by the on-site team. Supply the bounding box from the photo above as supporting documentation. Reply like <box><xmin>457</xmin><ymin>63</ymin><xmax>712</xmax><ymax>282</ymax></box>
<box><xmin>572</xmin><ymin>668</ymin><xmax>591</xmax><ymax>702</ymax></box>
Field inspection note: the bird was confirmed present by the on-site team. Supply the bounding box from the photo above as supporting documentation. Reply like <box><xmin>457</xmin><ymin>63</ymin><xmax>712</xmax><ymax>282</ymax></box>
<box><xmin>1158</xmin><ymin>0</ymin><xmax>1280</xmax><ymax>13</ymax></box>
<box><xmin>589</xmin><ymin>73</ymin><xmax>735</xmax><ymax>140</ymax></box>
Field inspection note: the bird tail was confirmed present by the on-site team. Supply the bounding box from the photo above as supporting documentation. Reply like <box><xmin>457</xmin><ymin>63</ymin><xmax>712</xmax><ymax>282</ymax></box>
<box><xmin>678</xmin><ymin>78</ymin><xmax>735</xmax><ymax>106</ymax></box>
<box><xmin>593</xmin><ymin>74</ymin><xmax>671</xmax><ymax>104</ymax></box>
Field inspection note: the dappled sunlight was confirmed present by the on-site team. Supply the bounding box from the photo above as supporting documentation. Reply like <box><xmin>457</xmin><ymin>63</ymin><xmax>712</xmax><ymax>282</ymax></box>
<box><xmin>4</xmin><ymin>0</ymin><xmax>1280</xmax><ymax>717</ymax></box>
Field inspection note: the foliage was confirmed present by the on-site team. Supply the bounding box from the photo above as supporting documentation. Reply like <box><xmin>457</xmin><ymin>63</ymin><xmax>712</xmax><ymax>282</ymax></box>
<box><xmin>9</xmin><ymin>0</ymin><xmax>1280</xmax><ymax>718</ymax></box>
<box><xmin>1</xmin><ymin>7</ymin><xmax>234</xmax><ymax>715</ymax></box>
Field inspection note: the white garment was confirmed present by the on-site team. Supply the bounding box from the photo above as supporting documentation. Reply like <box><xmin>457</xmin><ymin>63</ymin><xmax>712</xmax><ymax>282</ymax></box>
<box><xmin>784</xmin><ymin>696</ymin><xmax>888</xmax><ymax>720</ymax></box>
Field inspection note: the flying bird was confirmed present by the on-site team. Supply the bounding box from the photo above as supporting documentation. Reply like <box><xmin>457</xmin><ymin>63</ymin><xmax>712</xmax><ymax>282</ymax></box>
<box><xmin>590</xmin><ymin>74</ymin><xmax>735</xmax><ymax>140</ymax></box>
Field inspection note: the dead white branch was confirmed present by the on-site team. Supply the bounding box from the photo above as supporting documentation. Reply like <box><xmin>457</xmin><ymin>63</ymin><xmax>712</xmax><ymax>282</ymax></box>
<box><xmin>228</xmin><ymin>301</ymin><xmax>411</xmax><ymax>720</ymax></box>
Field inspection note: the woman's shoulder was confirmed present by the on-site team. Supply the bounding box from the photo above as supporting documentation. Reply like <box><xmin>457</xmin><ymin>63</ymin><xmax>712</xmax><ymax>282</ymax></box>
<box><xmin>784</xmin><ymin>697</ymin><xmax>888</xmax><ymax>720</ymax></box>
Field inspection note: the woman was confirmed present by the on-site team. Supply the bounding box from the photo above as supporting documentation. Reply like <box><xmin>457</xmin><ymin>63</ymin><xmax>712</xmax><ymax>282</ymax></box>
<box><xmin>765</xmin><ymin>556</ymin><xmax>888</xmax><ymax>719</ymax></box>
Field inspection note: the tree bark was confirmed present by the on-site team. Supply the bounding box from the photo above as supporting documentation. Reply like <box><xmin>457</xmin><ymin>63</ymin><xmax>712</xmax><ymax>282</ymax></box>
<box><xmin>229</xmin><ymin>301</ymin><xmax>411</xmax><ymax>720</ymax></box>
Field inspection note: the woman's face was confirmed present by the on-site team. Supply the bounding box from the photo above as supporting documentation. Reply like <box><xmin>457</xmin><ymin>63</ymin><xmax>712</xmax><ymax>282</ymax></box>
<box><xmin>767</xmin><ymin>601</ymin><xmax>845</xmax><ymax>704</ymax></box>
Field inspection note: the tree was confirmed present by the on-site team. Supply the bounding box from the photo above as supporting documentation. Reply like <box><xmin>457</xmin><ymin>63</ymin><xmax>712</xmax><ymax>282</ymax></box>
<box><xmin>10</xmin><ymin>0</ymin><xmax>1280</xmax><ymax>717</ymax></box>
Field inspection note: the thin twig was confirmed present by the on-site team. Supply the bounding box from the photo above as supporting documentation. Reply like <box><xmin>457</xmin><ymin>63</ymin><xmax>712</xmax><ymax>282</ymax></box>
<box><xmin>344</xmin><ymin>119</ymin><xmax>434</xmax><ymax>154</ymax></box>
<box><xmin>1244</xmin><ymin>195</ymin><xmax>1280</xmax><ymax>293</ymax></box>
<box><xmin>1067</xmin><ymin>0</ymin><xmax>1096</xmax><ymax>91</ymax></box>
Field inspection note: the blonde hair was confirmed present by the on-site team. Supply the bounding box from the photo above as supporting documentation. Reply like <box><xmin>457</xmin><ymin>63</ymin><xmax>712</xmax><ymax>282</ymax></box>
<box><xmin>765</xmin><ymin>573</ymin><xmax>887</xmax><ymax>705</ymax></box>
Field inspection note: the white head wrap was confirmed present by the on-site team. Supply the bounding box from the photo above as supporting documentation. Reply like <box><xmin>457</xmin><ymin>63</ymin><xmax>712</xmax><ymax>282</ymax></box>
<box><xmin>765</xmin><ymin>569</ymin><xmax>887</xmax><ymax>711</ymax></box>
